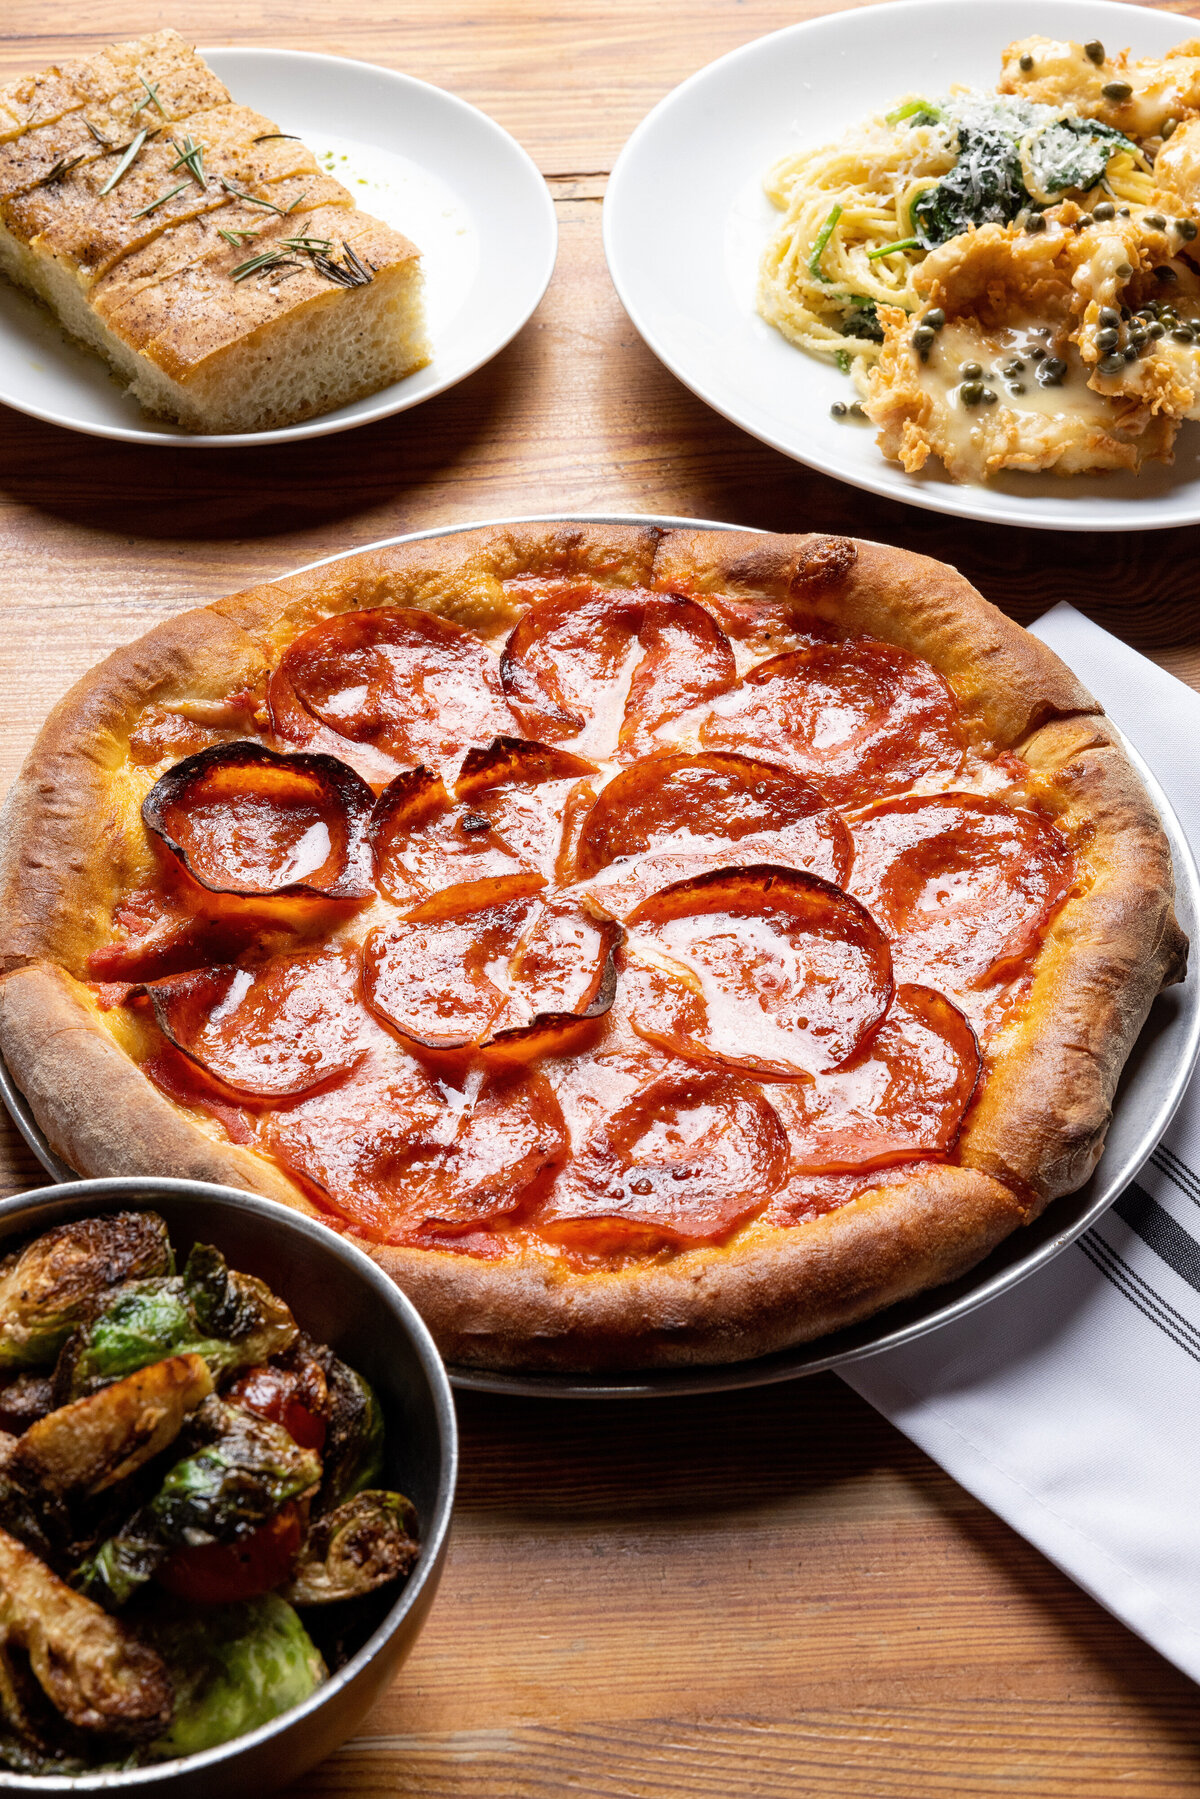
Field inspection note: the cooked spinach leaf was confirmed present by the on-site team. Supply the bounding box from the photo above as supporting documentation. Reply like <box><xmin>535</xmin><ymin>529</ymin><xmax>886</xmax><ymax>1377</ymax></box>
<box><xmin>1028</xmin><ymin>117</ymin><xmax>1136</xmax><ymax>194</ymax></box>
<box><xmin>840</xmin><ymin>299</ymin><xmax>884</xmax><ymax>343</ymax></box>
<box><xmin>912</xmin><ymin>124</ymin><xmax>1029</xmax><ymax>247</ymax></box>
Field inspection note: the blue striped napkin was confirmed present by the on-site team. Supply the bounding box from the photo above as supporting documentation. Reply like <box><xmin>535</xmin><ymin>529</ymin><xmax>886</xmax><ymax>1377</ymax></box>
<box><xmin>844</xmin><ymin>602</ymin><xmax>1200</xmax><ymax>1682</ymax></box>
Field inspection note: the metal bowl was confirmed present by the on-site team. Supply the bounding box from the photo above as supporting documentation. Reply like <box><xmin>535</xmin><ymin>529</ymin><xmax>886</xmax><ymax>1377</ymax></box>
<box><xmin>0</xmin><ymin>1176</ymin><xmax>458</xmax><ymax>1797</ymax></box>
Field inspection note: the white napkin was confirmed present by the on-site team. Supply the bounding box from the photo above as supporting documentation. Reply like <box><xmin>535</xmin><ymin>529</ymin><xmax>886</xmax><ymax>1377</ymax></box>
<box><xmin>844</xmin><ymin>601</ymin><xmax>1200</xmax><ymax>1683</ymax></box>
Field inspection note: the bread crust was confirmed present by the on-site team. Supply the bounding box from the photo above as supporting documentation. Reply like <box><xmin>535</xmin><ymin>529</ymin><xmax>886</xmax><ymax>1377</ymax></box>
<box><xmin>0</xmin><ymin>524</ymin><xmax>1185</xmax><ymax>1369</ymax></box>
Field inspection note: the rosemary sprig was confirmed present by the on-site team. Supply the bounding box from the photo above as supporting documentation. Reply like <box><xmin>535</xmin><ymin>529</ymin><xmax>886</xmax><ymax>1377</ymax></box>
<box><xmin>217</xmin><ymin>225</ymin><xmax>261</xmax><ymax>247</ymax></box>
<box><xmin>252</xmin><ymin>133</ymin><xmax>300</xmax><ymax>143</ymax></box>
<box><xmin>130</xmin><ymin>180</ymin><xmax>187</xmax><ymax>220</ymax></box>
<box><xmin>97</xmin><ymin>127</ymin><xmax>149</xmax><ymax>196</ymax></box>
<box><xmin>169</xmin><ymin>135</ymin><xmax>206</xmax><ymax>187</ymax></box>
<box><xmin>84</xmin><ymin>118</ymin><xmax>112</xmax><ymax>147</ymax></box>
<box><xmin>283</xmin><ymin>190</ymin><xmax>307</xmax><ymax>213</ymax></box>
<box><xmin>133</xmin><ymin>77</ymin><xmax>165</xmax><ymax>117</ymax></box>
<box><xmin>219</xmin><ymin>177</ymin><xmax>286</xmax><ymax>214</ymax></box>
<box><xmin>31</xmin><ymin>153</ymin><xmax>85</xmax><ymax>189</ymax></box>
<box><xmin>280</xmin><ymin>233</ymin><xmax>332</xmax><ymax>254</ymax></box>
<box><xmin>229</xmin><ymin>247</ymin><xmax>303</xmax><ymax>281</ymax></box>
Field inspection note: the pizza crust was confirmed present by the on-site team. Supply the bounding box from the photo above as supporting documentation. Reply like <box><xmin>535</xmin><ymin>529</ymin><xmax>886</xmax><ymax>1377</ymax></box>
<box><xmin>0</xmin><ymin>524</ymin><xmax>1186</xmax><ymax>1369</ymax></box>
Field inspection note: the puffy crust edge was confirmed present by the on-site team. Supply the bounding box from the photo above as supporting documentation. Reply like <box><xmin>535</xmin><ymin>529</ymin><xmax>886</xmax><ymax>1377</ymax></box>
<box><xmin>0</xmin><ymin>524</ymin><xmax>1187</xmax><ymax>1368</ymax></box>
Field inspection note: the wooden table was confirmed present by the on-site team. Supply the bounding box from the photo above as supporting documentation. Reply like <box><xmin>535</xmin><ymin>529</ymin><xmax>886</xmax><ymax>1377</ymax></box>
<box><xmin>3</xmin><ymin>2</ymin><xmax>1200</xmax><ymax>1792</ymax></box>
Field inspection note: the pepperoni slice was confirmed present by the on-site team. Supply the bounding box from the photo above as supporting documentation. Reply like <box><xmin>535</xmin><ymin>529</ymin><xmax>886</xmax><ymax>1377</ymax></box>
<box><xmin>267</xmin><ymin>665</ymin><xmax>405</xmax><ymax>791</ymax></box>
<box><xmin>363</xmin><ymin>880</ymin><xmax>620</xmax><ymax>1054</ymax></box>
<box><xmin>370</xmin><ymin>739</ymin><xmax>596</xmax><ymax>906</ymax></box>
<box><xmin>700</xmin><ymin>640</ymin><xmax>965</xmax><ymax>809</ymax></box>
<box><xmin>574</xmin><ymin>751</ymin><xmax>853</xmax><ymax>916</ymax></box>
<box><xmin>769</xmin><ymin>985</ymin><xmax>980</xmax><ymax>1174</ymax></box>
<box><xmin>623</xmin><ymin>865</ymin><xmax>893</xmax><ymax>1078</ymax></box>
<box><xmin>847</xmin><ymin>793</ymin><xmax>1075</xmax><ymax>991</ymax></box>
<box><xmin>142</xmin><ymin>743</ymin><xmax>374</xmax><ymax>901</ymax></box>
<box><xmin>264</xmin><ymin>1058</ymin><xmax>567</xmax><ymax>1241</ymax></box>
<box><xmin>500</xmin><ymin>585</ymin><xmax>736</xmax><ymax>758</ymax></box>
<box><xmin>538</xmin><ymin>1071</ymin><xmax>788</xmax><ymax>1252</ymax></box>
<box><xmin>277</xmin><ymin>608</ymin><xmax>515</xmax><ymax>769</ymax></box>
<box><xmin>140</xmin><ymin>946</ymin><xmax>374</xmax><ymax>1101</ymax></box>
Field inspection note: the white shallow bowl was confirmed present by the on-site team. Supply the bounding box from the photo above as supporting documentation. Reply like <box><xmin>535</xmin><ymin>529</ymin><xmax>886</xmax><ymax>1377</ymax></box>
<box><xmin>0</xmin><ymin>47</ymin><xmax>557</xmax><ymax>448</ymax></box>
<box><xmin>604</xmin><ymin>0</ymin><xmax>1200</xmax><ymax>532</ymax></box>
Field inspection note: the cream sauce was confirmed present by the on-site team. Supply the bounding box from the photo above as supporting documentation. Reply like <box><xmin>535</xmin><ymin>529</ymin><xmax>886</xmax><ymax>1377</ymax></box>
<box><xmin>918</xmin><ymin>318</ymin><xmax>1119</xmax><ymax>456</ymax></box>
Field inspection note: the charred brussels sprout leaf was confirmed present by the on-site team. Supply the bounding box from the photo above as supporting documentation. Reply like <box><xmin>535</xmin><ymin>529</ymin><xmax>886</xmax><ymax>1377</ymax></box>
<box><xmin>285</xmin><ymin>1491</ymin><xmax>419</xmax><ymax>1605</ymax></box>
<box><xmin>147</xmin><ymin>1595</ymin><xmax>325</xmax><ymax>1761</ymax></box>
<box><xmin>78</xmin><ymin>1399</ymin><xmax>321</xmax><ymax>1609</ymax></box>
<box><xmin>182</xmin><ymin>1244</ymin><xmax>297</xmax><ymax>1366</ymax></box>
<box><xmin>57</xmin><ymin>1246</ymin><xmax>297</xmax><ymax>1400</ymax></box>
<box><xmin>316</xmin><ymin>1355</ymin><xmax>384</xmax><ymax>1513</ymax></box>
<box><xmin>0</xmin><ymin>1215</ymin><xmax>172</xmax><ymax>1371</ymax></box>
<box><xmin>56</xmin><ymin>1281</ymin><xmax>226</xmax><ymax>1401</ymax></box>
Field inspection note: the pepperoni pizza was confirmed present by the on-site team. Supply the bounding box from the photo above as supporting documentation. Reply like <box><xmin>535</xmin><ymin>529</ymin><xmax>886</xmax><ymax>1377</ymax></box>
<box><xmin>0</xmin><ymin>526</ymin><xmax>1185</xmax><ymax>1370</ymax></box>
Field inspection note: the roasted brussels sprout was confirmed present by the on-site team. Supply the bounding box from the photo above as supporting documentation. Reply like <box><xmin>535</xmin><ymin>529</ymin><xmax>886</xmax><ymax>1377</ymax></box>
<box><xmin>285</xmin><ymin>1491</ymin><xmax>419</xmax><ymax>1606</ymax></box>
<box><xmin>315</xmin><ymin>1352</ymin><xmax>384</xmax><ymax>1512</ymax></box>
<box><xmin>147</xmin><ymin>1594</ymin><xmax>325</xmax><ymax>1761</ymax></box>
<box><xmin>56</xmin><ymin>1243</ymin><xmax>297</xmax><ymax>1400</ymax></box>
<box><xmin>0</xmin><ymin>1215</ymin><xmax>172</xmax><ymax>1371</ymax></box>
<box><xmin>79</xmin><ymin>1397</ymin><xmax>321</xmax><ymax>1608</ymax></box>
<box><xmin>0</xmin><ymin>1374</ymin><xmax>54</xmax><ymax>1435</ymax></box>
<box><xmin>11</xmin><ymin>1355</ymin><xmax>213</xmax><ymax>1498</ymax></box>
<box><xmin>0</xmin><ymin>1527</ymin><xmax>171</xmax><ymax>1737</ymax></box>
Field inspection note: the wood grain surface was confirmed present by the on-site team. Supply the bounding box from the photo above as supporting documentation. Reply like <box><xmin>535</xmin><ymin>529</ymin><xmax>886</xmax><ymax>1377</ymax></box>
<box><xmin>3</xmin><ymin>1</ymin><xmax>1200</xmax><ymax>1794</ymax></box>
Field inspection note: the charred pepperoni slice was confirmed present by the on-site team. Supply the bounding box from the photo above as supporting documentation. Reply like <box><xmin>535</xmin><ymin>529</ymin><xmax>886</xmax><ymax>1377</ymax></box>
<box><xmin>264</xmin><ymin>1058</ymin><xmax>568</xmax><ymax>1241</ymax></box>
<box><xmin>575</xmin><ymin>751</ymin><xmax>853</xmax><ymax>915</ymax></box>
<box><xmin>369</xmin><ymin>739</ymin><xmax>597</xmax><ymax>906</ymax></box>
<box><xmin>539</xmin><ymin>1071</ymin><xmax>788</xmax><ymax>1252</ymax></box>
<box><xmin>363</xmin><ymin>879</ymin><xmax>620</xmax><ymax>1055</ymax></box>
<box><xmin>278</xmin><ymin>607</ymin><xmax>516</xmax><ymax>769</ymax></box>
<box><xmin>770</xmin><ymin>985</ymin><xmax>980</xmax><ymax>1173</ymax></box>
<box><xmin>847</xmin><ymin>793</ymin><xmax>1075</xmax><ymax>991</ymax></box>
<box><xmin>700</xmin><ymin>640</ymin><xmax>965</xmax><ymax>809</ymax></box>
<box><xmin>623</xmin><ymin>864</ymin><xmax>893</xmax><ymax>1078</ymax></box>
<box><xmin>501</xmin><ymin>584</ymin><xmax>736</xmax><ymax>758</ymax></box>
<box><xmin>143</xmin><ymin>742</ymin><xmax>374</xmax><ymax>901</ymax></box>
<box><xmin>141</xmin><ymin>946</ymin><xmax>374</xmax><ymax>1101</ymax></box>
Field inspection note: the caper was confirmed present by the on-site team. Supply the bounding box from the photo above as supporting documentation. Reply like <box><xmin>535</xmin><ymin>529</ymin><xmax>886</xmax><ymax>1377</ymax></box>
<box><xmin>1124</xmin><ymin>346</ymin><xmax>1138</xmax><ymax>361</ymax></box>
<box><xmin>981</xmin><ymin>388</ymin><xmax>998</xmax><ymax>404</ymax></box>
<box><xmin>1084</xmin><ymin>39</ymin><xmax>1105</xmax><ymax>64</ymax></box>
<box><xmin>1103</xmin><ymin>80</ymin><xmax>1132</xmax><ymax>101</ymax></box>
<box><xmin>1007</xmin><ymin>382</ymin><xmax>1026</xmax><ymax>395</ymax></box>
<box><xmin>1172</xmin><ymin>324</ymin><xmax>1196</xmax><ymax>342</ymax></box>
<box><xmin>1093</xmin><ymin>201</ymin><xmax>1116</xmax><ymax>221</ymax></box>
<box><xmin>1030</xmin><ymin>345</ymin><xmax>1047</xmax><ymax>360</ymax></box>
<box><xmin>1163</xmin><ymin>117</ymin><xmax>1179</xmax><ymax>140</ymax></box>
<box><xmin>1097</xmin><ymin>352</ymin><xmax>1125</xmax><ymax>373</ymax></box>
<box><xmin>1098</xmin><ymin>307</ymin><xmax>1120</xmax><ymax>327</ymax></box>
<box><xmin>1155</xmin><ymin>265</ymin><xmax>1179</xmax><ymax>282</ymax></box>
<box><xmin>1025</xmin><ymin>212</ymin><xmax>1047</xmax><ymax>234</ymax></box>
<box><xmin>1019</xmin><ymin>52</ymin><xmax>1034</xmax><ymax>72</ymax></box>
<box><xmin>1116</xmin><ymin>261</ymin><xmax>1134</xmax><ymax>277</ymax></box>
<box><xmin>912</xmin><ymin>324</ymin><xmax>936</xmax><ymax>347</ymax></box>
<box><xmin>960</xmin><ymin>380</ymin><xmax>985</xmax><ymax>405</ymax></box>
<box><xmin>1131</xmin><ymin>329</ymin><xmax>1149</xmax><ymax>348</ymax></box>
<box><xmin>1146</xmin><ymin>213</ymin><xmax>1167</xmax><ymax>230</ymax></box>
<box><xmin>1003</xmin><ymin>358</ymin><xmax>1025</xmax><ymax>376</ymax></box>
<box><xmin>1096</xmin><ymin>327</ymin><xmax>1120</xmax><ymax>350</ymax></box>
<box><xmin>1178</xmin><ymin>219</ymin><xmax>1198</xmax><ymax>240</ymax></box>
<box><xmin>1148</xmin><ymin>320</ymin><xmax>1166</xmax><ymax>338</ymax></box>
<box><xmin>960</xmin><ymin>360</ymin><xmax>983</xmax><ymax>378</ymax></box>
<box><xmin>923</xmin><ymin>307</ymin><xmax>946</xmax><ymax>329</ymax></box>
<box><xmin>1038</xmin><ymin>357</ymin><xmax>1068</xmax><ymax>385</ymax></box>
<box><xmin>1076</xmin><ymin>213</ymin><xmax>1094</xmax><ymax>229</ymax></box>
<box><xmin>848</xmin><ymin>401</ymin><xmax>866</xmax><ymax>417</ymax></box>
<box><xmin>830</xmin><ymin>401</ymin><xmax>847</xmax><ymax>417</ymax></box>
<box><xmin>1119</xmin><ymin>207</ymin><xmax>1131</xmax><ymax>218</ymax></box>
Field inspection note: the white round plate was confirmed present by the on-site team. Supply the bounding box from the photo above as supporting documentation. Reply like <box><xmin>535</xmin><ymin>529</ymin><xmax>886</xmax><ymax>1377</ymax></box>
<box><xmin>604</xmin><ymin>0</ymin><xmax>1200</xmax><ymax>532</ymax></box>
<box><xmin>0</xmin><ymin>47</ymin><xmax>557</xmax><ymax>448</ymax></box>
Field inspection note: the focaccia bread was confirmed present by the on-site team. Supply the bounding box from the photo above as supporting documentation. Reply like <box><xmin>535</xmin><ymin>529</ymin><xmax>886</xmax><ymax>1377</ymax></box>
<box><xmin>0</xmin><ymin>524</ymin><xmax>1186</xmax><ymax>1370</ymax></box>
<box><xmin>0</xmin><ymin>30</ymin><xmax>427</xmax><ymax>433</ymax></box>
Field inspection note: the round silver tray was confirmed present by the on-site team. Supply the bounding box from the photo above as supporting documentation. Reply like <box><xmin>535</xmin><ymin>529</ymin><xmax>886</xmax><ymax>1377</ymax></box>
<box><xmin>2</xmin><ymin>514</ymin><xmax>1197</xmax><ymax>1400</ymax></box>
